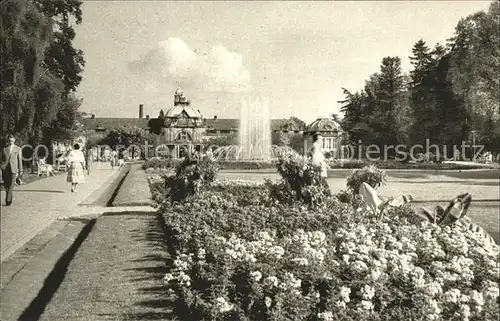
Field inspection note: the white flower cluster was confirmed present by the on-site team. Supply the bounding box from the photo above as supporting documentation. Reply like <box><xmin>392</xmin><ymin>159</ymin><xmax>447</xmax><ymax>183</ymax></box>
<box><xmin>329</xmin><ymin>221</ymin><xmax>500</xmax><ymax>318</ymax></box>
<box><xmin>163</xmin><ymin>253</ymin><xmax>193</xmax><ymax>287</ymax></box>
<box><xmin>212</xmin><ymin>179</ymin><xmax>263</xmax><ymax>187</ymax></box>
<box><xmin>317</xmin><ymin>311</ymin><xmax>334</xmax><ymax>321</ymax></box>
<box><xmin>288</xmin><ymin>229</ymin><xmax>328</xmax><ymax>263</ymax></box>
<box><xmin>215</xmin><ymin>297</ymin><xmax>233</xmax><ymax>313</ymax></box>
<box><xmin>216</xmin><ymin>231</ymin><xmax>285</xmax><ymax>263</ymax></box>
<box><xmin>147</xmin><ymin>174</ymin><xmax>164</xmax><ymax>184</ymax></box>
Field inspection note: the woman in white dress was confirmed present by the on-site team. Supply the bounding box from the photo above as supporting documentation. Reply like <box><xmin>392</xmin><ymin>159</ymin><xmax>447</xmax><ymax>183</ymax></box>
<box><xmin>66</xmin><ymin>143</ymin><xmax>86</xmax><ymax>192</ymax></box>
<box><xmin>310</xmin><ymin>133</ymin><xmax>331</xmax><ymax>195</ymax></box>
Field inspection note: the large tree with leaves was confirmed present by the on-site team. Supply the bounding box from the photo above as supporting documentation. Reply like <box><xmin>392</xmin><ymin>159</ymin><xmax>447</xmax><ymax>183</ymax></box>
<box><xmin>33</xmin><ymin>0</ymin><xmax>85</xmax><ymax>95</ymax></box>
<box><xmin>447</xmin><ymin>1</ymin><xmax>500</xmax><ymax>152</ymax></box>
<box><xmin>0</xmin><ymin>0</ymin><xmax>84</xmax><ymax>146</ymax></box>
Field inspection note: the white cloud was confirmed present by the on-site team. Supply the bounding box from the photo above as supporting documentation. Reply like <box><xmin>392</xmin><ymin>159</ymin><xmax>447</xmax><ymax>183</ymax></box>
<box><xmin>128</xmin><ymin>37</ymin><xmax>252</xmax><ymax>93</ymax></box>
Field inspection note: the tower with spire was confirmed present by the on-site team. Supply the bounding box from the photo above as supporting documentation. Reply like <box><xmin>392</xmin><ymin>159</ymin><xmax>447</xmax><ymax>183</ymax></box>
<box><xmin>174</xmin><ymin>87</ymin><xmax>190</xmax><ymax>106</ymax></box>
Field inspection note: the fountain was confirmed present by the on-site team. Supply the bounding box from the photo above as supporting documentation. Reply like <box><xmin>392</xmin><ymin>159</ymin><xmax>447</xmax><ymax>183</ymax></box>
<box><xmin>211</xmin><ymin>95</ymin><xmax>298</xmax><ymax>161</ymax></box>
<box><xmin>238</xmin><ymin>96</ymin><xmax>271</xmax><ymax>161</ymax></box>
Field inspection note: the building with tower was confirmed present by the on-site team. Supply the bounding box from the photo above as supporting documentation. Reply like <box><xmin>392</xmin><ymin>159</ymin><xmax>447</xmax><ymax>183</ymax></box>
<box><xmin>80</xmin><ymin>88</ymin><xmax>343</xmax><ymax>159</ymax></box>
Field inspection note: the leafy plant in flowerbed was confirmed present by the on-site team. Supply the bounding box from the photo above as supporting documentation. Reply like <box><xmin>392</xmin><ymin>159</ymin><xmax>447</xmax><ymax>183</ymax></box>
<box><xmin>346</xmin><ymin>165</ymin><xmax>388</xmax><ymax>194</ymax></box>
<box><xmin>217</xmin><ymin>161</ymin><xmax>277</xmax><ymax>170</ymax></box>
<box><xmin>164</xmin><ymin>153</ymin><xmax>219</xmax><ymax>202</ymax></box>
<box><xmin>331</xmin><ymin>165</ymin><xmax>387</xmax><ymax>209</ymax></box>
<box><xmin>270</xmin><ymin>150</ymin><xmax>331</xmax><ymax>206</ymax></box>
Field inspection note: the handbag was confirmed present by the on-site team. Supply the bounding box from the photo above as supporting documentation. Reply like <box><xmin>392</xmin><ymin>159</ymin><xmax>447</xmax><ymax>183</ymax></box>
<box><xmin>15</xmin><ymin>173</ymin><xmax>24</xmax><ymax>185</ymax></box>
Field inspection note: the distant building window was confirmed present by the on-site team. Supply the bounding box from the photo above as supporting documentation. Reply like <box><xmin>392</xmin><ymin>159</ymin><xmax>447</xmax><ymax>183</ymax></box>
<box><xmin>175</xmin><ymin>132</ymin><xmax>192</xmax><ymax>141</ymax></box>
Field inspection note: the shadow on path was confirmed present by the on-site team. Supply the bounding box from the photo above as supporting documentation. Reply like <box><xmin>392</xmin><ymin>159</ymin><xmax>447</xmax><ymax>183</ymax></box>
<box><xmin>18</xmin><ymin>219</ymin><xmax>96</xmax><ymax>321</ymax></box>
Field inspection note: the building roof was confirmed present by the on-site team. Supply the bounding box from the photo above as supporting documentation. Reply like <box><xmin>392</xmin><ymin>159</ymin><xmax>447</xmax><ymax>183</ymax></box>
<box><xmin>81</xmin><ymin>118</ymin><xmax>150</xmax><ymax>131</ymax></box>
<box><xmin>82</xmin><ymin>117</ymin><xmax>306</xmax><ymax>132</ymax></box>
<box><xmin>204</xmin><ymin>119</ymin><xmax>238</xmax><ymax>130</ymax></box>
<box><xmin>165</xmin><ymin>105</ymin><xmax>203</xmax><ymax>118</ymax></box>
<box><xmin>306</xmin><ymin>118</ymin><xmax>342</xmax><ymax>133</ymax></box>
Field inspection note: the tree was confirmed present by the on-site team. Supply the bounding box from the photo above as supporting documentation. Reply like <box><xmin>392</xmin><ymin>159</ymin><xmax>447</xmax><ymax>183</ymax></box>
<box><xmin>338</xmin><ymin>88</ymin><xmax>365</xmax><ymax>144</ymax></box>
<box><xmin>33</xmin><ymin>0</ymin><xmax>85</xmax><ymax>95</ymax></box>
<box><xmin>289</xmin><ymin>116</ymin><xmax>306</xmax><ymax>130</ymax></box>
<box><xmin>0</xmin><ymin>0</ymin><xmax>85</xmax><ymax>147</ymax></box>
<box><xmin>0</xmin><ymin>0</ymin><xmax>59</xmax><ymax>144</ymax></box>
<box><xmin>103</xmin><ymin>125</ymin><xmax>150</xmax><ymax>159</ymax></box>
<box><xmin>446</xmin><ymin>1</ymin><xmax>500</xmax><ymax>152</ymax></box>
<box><xmin>409</xmin><ymin>39</ymin><xmax>432</xmax><ymax>88</ymax></box>
<box><xmin>43</xmin><ymin>94</ymin><xmax>82</xmax><ymax>143</ymax></box>
<box><xmin>365</xmin><ymin>57</ymin><xmax>408</xmax><ymax>149</ymax></box>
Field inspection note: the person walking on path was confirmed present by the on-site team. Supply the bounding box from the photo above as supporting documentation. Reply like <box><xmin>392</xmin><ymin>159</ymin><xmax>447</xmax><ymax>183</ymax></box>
<box><xmin>117</xmin><ymin>150</ymin><xmax>125</xmax><ymax>168</ymax></box>
<box><xmin>110</xmin><ymin>150</ymin><xmax>117</xmax><ymax>169</ymax></box>
<box><xmin>0</xmin><ymin>134</ymin><xmax>23</xmax><ymax>206</ymax></box>
<box><xmin>67</xmin><ymin>143</ymin><xmax>86</xmax><ymax>192</ymax></box>
<box><xmin>311</xmin><ymin>133</ymin><xmax>332</xmax><ymax>196</ymax></box>
<box><xmin>85</xmin><ymin>148</ymin><xmax>93</xmax><ymax>175</ymax></box>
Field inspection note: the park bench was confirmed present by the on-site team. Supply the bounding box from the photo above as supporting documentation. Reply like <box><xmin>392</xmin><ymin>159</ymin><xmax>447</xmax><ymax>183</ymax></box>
<box><xmin>37</xmin><ymin>159</ymin><xmax>56</xmax><ymax>177</ymax></box>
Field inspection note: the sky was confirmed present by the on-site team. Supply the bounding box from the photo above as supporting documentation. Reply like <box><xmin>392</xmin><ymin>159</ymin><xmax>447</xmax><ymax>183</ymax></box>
<box><xmin>73</xmin><ymin>0</ymin><xmax>492</xmax><ymax>124</ymax></box>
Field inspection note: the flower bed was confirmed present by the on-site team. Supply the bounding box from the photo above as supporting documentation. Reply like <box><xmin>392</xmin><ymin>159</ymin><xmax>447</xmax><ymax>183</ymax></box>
<box><xmin>149</xmin><ymin>164</ymin><xmax>500</xmax><ymax>320</ymax></box>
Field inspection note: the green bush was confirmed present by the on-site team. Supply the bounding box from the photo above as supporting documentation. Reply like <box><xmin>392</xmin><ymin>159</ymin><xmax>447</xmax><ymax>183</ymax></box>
<box><xmin>274</xmin><ymin>150</ymin><xmax>330</xmax><ymax>206</ymax></box>
<box><xmin>164</xmin><ymin>154</ymin><xmax>219</xmax><ymax>202</ymax></box>
<box><xmin>346</xmin><ymin>165</ymin><xmax>388</xmax><ymax>194</ymax></box>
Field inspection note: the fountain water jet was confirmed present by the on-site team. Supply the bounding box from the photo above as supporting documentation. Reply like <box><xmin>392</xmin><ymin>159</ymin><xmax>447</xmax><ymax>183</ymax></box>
<box><xmin>211</xmin><ymin>96</ymin><xmax>299</xmax><ymax>161</ymax></box>
<box><xmin>238</xmin><ymin>96</ymin><xmax>271</xmax><ymax>161</ymax></box>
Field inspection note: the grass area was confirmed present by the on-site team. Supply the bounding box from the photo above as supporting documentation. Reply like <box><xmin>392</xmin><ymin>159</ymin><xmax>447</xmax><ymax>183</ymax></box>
<box><xmin>38</xmin><ymin>212</ymin><xmax>172</xmax><ymax>321</ymax></box>
<box><xmin>417</xmin><ymin>201</ymin><xmax>499</xmax><ymax>244</ymax></box>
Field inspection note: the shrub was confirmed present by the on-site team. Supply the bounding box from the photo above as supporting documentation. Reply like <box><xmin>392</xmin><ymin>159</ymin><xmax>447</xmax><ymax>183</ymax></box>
<box><xmin>346</xmin><ymin>165</ymin><xmax>388</xmax><ymax>194</ymax></box>
<box><xmin>273</xmin><ymin>150</ymin><xmax>330</xmax><ymax>206</ymax></box>
<box><xmin>165</xmin><ymin>153</ymin><xmax>219</xmax><ymax>202</ymax></box>
<box><xmin>333</xmin><ymin>189</ymin><xmax>365</xmax><ymax>209</ymax></box>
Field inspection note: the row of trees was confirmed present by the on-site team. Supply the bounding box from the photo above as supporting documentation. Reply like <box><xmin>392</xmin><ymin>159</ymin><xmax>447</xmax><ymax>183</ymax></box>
<box><xmin>1</xmin><ymin>0</ymin><xmax>84</xmax><ymax>147</ymax></box>
<box><xmin>339</xmin><ymin>1</ymin><xmax>499</xmax><ymax>156</ymax></box>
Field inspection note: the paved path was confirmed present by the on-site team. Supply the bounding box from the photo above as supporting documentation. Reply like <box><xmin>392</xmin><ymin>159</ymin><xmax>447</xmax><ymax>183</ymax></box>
<box><xmin>0</xmin><ymin>162</ymin><xmax>122</xmax><ymax>262</ymax></box>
